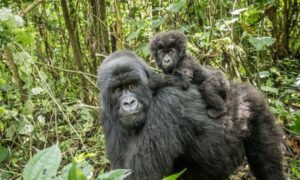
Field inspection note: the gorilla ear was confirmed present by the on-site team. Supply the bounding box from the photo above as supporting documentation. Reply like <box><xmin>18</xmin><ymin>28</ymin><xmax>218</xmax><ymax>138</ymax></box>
<box><xmin>178</xmin><ymin>46</ymin><xmax>186</xmax><ymax>58</ymax></box>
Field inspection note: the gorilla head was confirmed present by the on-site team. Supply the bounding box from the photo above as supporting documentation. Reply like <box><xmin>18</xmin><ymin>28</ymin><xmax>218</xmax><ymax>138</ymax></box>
<box><xmin>150</xmin><ymin>30</ymin><xmax>187</xmax><ymax>73</ymax></box>
<box><xmin>98</xmin><ymin>51</ymin><xmax>152</xmax><ymax>130</ymax></box>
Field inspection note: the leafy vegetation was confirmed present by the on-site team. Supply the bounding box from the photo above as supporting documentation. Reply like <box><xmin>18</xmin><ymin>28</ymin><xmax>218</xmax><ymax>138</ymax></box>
<box><xmin>0</xmin><ymin>0</ymin><xmax>299</xmax><ymax>179</ymax></box>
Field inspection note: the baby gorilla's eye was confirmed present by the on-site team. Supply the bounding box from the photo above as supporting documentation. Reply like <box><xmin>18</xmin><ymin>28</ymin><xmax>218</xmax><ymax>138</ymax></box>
<box><xmin>128</xmin><ymin>84</ymin><xmax>137</xmax><ymax>92</ymax></box>
<box><xmin>158</xmin><ymin>50</ymin><xmax>165</xmax><ymax>57</ymax></box>
<box><xmin>113</xmin><ymin>87</ymin><xmax>122</xmax><ymax>94</ymax></box>
<box><xmin>169</xmin><ymin>48</ymin><xmax>176</xmax><ymax>54</ymax></box>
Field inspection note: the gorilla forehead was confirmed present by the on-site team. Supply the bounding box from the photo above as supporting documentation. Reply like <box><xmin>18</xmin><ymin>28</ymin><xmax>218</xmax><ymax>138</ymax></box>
<box><xmin>97</xmin><ymin>51</ymin><xmax>149</xmax><ymax>90</ymax></box>
<box><xmin>150</xmin><ymin>30</ymin><xmax>187</xmax><ymax>50</ymax></box>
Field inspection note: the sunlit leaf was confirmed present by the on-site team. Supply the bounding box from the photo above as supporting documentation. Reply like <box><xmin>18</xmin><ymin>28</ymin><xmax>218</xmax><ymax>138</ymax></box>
<box><xmin>167</xmin><ymin>0</ymin><xmax>186</xmax><ymax>12</ymax></box>
<box><xmin>260</xmin><ymin>85</ymin><xmax>278</xmax><ymax>94</ymax></box>
<box><xmin>259</xmin><ymin>71</ymin><xmax>270</xmax><ymax>78</ymax></box>
<box><xmin>23</xmin><ymin>144</ymin><xmax>61</xmax><ymax>180</ymax></box>
<box><xmin>31</xmin><ymin>87</ymin><xmax>44</xmax><ymax>95</ymax></box>
<box><xmin>126</xmin><ymin>30</ymin><xmax>140</xmax><ymax>41</ymax></box>
<box><xmin>248</xmin><ymin>36</ymin><xmax>276</xmax><ymax>51</ymax></box>
<box><xmin>68</xmin><ymin>161</ymin><xmax>87</xmax><ymax>180</ymax></box>
<box><xmin>231</xmin><ymin>8</ymin><xmax>248</xmax><ymax>15</ymax></box>
<box><xmin>60</xmin><ymin>161</ymin><xmax>93</xmax><ymax>180</ymax></box>
<box><xmin>19</xmin><ymin>123</ymin><xmax>34</xmax><ymax>135</ymax></box>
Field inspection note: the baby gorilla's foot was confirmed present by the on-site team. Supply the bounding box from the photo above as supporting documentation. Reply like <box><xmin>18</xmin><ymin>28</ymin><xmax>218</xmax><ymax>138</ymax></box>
<box><xmin>207</xmin><ymin>106</ymin><xmax>227</xmax><ymax>118</ymax></box>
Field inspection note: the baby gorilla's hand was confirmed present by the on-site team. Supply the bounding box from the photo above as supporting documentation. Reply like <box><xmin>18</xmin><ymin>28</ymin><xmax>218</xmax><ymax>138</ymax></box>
<box><xmin>164</xmin><ymin>74</ymin><xmax>191</xmax><ymax>90</ymax></box>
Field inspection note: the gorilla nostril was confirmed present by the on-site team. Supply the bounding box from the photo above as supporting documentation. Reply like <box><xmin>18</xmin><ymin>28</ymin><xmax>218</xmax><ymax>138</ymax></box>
<box><xmin>130</xmin><ymin>99</ymin><xmax>136</xmax><ymax>105</ymax></box>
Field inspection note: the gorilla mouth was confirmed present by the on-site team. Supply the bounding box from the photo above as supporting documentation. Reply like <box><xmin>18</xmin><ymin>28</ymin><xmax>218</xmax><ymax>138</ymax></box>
<box><xmin>122</xmin><ymin>111</ymin><xmax>140</xmax><ymax>117</ymax></box>
<box><xmin>162</xmin><ymin>65</ymin><xmax>173</xmax><ymax>73</ymax></box>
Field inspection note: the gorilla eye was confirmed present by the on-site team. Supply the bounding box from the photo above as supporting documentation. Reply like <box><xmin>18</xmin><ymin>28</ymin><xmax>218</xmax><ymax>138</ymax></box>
<box><xmin>158</xmin><ymin>50</ymin><xmax>164</xmax><ymax>57</ymax></box>
<box><xmin>128</xmin><ymin>84</ymin><xmax>137</xmax><ymax>91</ymax></box>
<box><xmin>113</xmin><ymin>87</ymin><xmax>122</xmax><ymax>94</ymax></box>
<box><xmin>170</xmin><ymin>48</ymin><xmax>176</xmax><ymax>54</ymax></box>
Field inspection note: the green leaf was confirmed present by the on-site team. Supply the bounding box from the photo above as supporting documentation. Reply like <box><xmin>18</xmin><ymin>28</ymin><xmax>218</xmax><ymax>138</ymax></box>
<box><xmin>248</xmin><ymin>36</ymin><xmax>276</xmax><ymax>51</ymax></box>
<box><xmin>126</xmin><ymin>30</ymin><xmax>140</xmax><ymax>41</ymax></box>
<box><xmin>96</xmin><ymin>169</ymin><xmax>132</xmax><ymax>180</ymax></box>
<box><xmin>231</xmin><ymin>8</ymin><xmax>248</xmax><ymax>15</ymax></box>
<box><xmin>60</xmin><ymin>161</ymin><xmax>93</xmax><ymax>179</ymax></box>
<box><xmin>258</xmin><ymin>71</ymin><xmax>270</xmax><ymax>78</ymax></box>
<box><xmin>167</xmin><ymin>0</ymin><xmax>186</xmax><ymax>12</ymax></box>
<box><xmin>23</xmin><ymin>144</ymin><xmax>62</xmax><ymax>180</ymax></box>
<box><xmin>260</xmin><ymin>85</ymin><xmax>278</xmax><ymax>94</ymax></box>
<box><xmin>31</xmin><ymin>87</ymin><xmax>44</xmax><ymax>95</ymax></box>
<box><xmin>291</xmin><ymin>111</ymin><xmax>300</xmax><ymax>133</ymax></box>
<box><xmin>22</xmin><ymin>99</ymin><xmax>35</xmax><ymax>115</ymax></box>
<box><xmin>68</xmin><ymin>161</ymin><xmax>87</xmax><ymax>180</ymax></box>
<box><xmin>0</xmin><ymin>145</ymin><xmax>9</xmax><ymax>163</ymax></box>
<box><xmin>152</xmin><ymin>17</ymin><xmax>165</xmax><ymax>29</ymax></box>
<box><xmin>163</xmin><ymin>169</ymin><xmax>187</xmax><ymax>180</ymax></box>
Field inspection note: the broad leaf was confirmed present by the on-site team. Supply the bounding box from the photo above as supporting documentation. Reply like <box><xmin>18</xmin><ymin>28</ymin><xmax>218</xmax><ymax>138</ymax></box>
<box><xmin>68</xmin><ymin>161</ymin><xmax>87</xmax><ymax>180</ymax></box>
<box><xmin>96</xmin><ymin>169</ymin><xmax>132</xmax><ymax>180</ymax></box>
<box><xmin>23</xmin><ymin>144</ymin><xmax>62</xmax><ymax>180</ymax></box>
<box><xmin>126</xmin><ymin>30</ymin><xmax>140</xmax><ymax>41</ymax></box>
<box><xmin>0</xmin><ymin>146</ymin><xmax>9</xmax><ymax>163</ymax></box>
<box><xmin>260</xmin><ymin>85</ymin><xmax>278</xmax><ymax>94</ymax></box>
<box><xmin>167</xmin><ymin>0</ymin><xmax>186</xmax><ymax>12</ymax></box>
<box><xmin>163</xmin><ymin>169</ymin><xmax>187</xmax><ymax>180</ymax></box>
<box><xmin>60</xmin><ymin>161</ymin><xmax>93</xmax><ymax>179</ymax></box>
<box><xmin>248</xmin><ymin>36</ymin><xmax>276</xmax><ymax>51</ymax></box>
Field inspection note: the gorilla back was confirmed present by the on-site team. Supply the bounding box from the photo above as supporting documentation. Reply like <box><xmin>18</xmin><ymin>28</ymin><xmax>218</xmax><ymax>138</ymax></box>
<box><xmin>97</xmin><ymin>51</ymin><xmax>285</xmax><ymax>180</ymax></box>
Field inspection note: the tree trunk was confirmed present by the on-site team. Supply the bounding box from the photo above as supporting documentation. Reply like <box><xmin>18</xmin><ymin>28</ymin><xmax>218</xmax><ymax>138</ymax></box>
<box><xmin>89</xmin><ymin>0</ymin><xmax>109</xmax><ymax>73</ymax></box>
<box><xmin>114</xmin><ymin>0</ymin><xmax>122</xmax><ymax>50</ymax></box>
<box><xmin>60</xmin><ymin>0</ymin><xmax>90</xmax><ymax>103</ymax></box>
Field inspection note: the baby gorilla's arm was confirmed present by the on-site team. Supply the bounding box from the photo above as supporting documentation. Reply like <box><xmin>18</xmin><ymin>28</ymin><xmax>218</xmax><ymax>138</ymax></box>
<box><xmin>148</xmin><ymin>73</ymin><xmax>190</xmax><ymax>94</ymax></box>
<box><xmin>198</xmin><ymin>70</ymin><xmax>230</xmax><ymax>118</ymax></box>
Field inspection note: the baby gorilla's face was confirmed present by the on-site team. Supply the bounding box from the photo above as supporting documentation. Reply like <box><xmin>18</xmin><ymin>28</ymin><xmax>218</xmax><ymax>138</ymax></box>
<box><xmin>157</xmin><ymin>48</ymin><xmax>180</xmax><ymax>73</ymax></box>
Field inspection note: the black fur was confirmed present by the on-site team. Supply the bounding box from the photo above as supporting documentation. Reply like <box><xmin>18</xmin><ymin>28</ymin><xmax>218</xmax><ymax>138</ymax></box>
<box><xmin>97</xmin><ymin>50</ymin><xmax>285</xmax><ymax>180</ymax></box>
<box><xmin>150</xmin><ymin>30</ymin><xmax>229</xmax><ymax>118</ymax></box>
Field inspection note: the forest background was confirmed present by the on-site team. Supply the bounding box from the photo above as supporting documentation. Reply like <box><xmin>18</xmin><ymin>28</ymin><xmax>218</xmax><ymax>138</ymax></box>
<box><xmin>0</xmin><ymin>0</ymin><xmax>299</xmax><ymax>179</ymax></box>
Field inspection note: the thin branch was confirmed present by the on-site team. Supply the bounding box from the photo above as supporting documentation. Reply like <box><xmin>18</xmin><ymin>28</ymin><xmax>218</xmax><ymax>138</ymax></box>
<box><xmin>20</xmin><ymin>0</ymin><xmax>46</xmax><ymax>17</ymax></box>
<box><xmin>36</xmin><ymin>62</ymin><xmax>97</xmax><ymax>78</ymax></box>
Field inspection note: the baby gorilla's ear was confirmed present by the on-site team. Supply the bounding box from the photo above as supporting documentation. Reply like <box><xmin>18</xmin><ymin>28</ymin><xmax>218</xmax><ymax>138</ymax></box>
<box><xmin>178</xmin><ymin>45</ymin><xmax>186</xmax><ymax>58</ymax></box>
<box><xmin>172</xmin><ymin>31</ymin><xmax>187</xmax><ymax>58</ymax></box>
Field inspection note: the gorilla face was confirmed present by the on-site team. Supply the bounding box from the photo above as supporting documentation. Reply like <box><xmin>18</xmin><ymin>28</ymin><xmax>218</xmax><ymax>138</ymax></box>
<box><xmin>157</xmin><ymin>48</ymin><xmax>180</xmax><ymax>73</ymax></box>
<box><xmin>98</xmin><ymin>51</ymin><xmax>152</xmax><ymax>130</ymax></box>
<box><xmin>150</xmin><ymin>30</ymin><xmax>187</xmax><ymax>74</ymax></box>
<box><xmin>108</xmin><ymin>70</ymin><xmax>147</xmax><ymax>128</ymax></box>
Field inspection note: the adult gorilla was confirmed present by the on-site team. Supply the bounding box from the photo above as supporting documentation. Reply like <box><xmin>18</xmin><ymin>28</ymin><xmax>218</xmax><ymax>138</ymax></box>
<box><xmin>97</xmin><ymin>51</ymin><xmax>285</xmax><ymax>180</ymax></box>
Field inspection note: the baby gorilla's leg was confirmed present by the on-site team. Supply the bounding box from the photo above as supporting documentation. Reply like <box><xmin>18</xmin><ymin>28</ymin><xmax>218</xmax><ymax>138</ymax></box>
<box><xmin>199</xmin><ymin>74</ymin><xmax>229</xmax><ymax>118</ymax></box>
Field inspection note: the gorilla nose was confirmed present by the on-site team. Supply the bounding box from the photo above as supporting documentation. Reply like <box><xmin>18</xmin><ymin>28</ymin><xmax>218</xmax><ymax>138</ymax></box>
<box><xmin>122</xmin><ymin>96</ymin><xmax>138</xmax><ymax>113</ymax></box>
<box><xmin>164</xmin><ymin>58</ymin><xmax>170</xmax><ymax>63</ymax></box>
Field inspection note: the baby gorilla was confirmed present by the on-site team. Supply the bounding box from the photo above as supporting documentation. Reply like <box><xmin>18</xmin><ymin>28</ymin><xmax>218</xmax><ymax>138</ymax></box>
<box><xmin>150</xmin><ymin>30</ymin><xmax>229</xmax><ymax>118</ymax></box>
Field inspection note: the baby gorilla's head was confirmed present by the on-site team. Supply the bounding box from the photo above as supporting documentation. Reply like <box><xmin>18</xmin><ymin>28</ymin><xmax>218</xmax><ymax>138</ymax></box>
<box><xmin>150</xmin><ymin>30</ymin><xmax>187</xmax><ymax>73</ymax></box>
